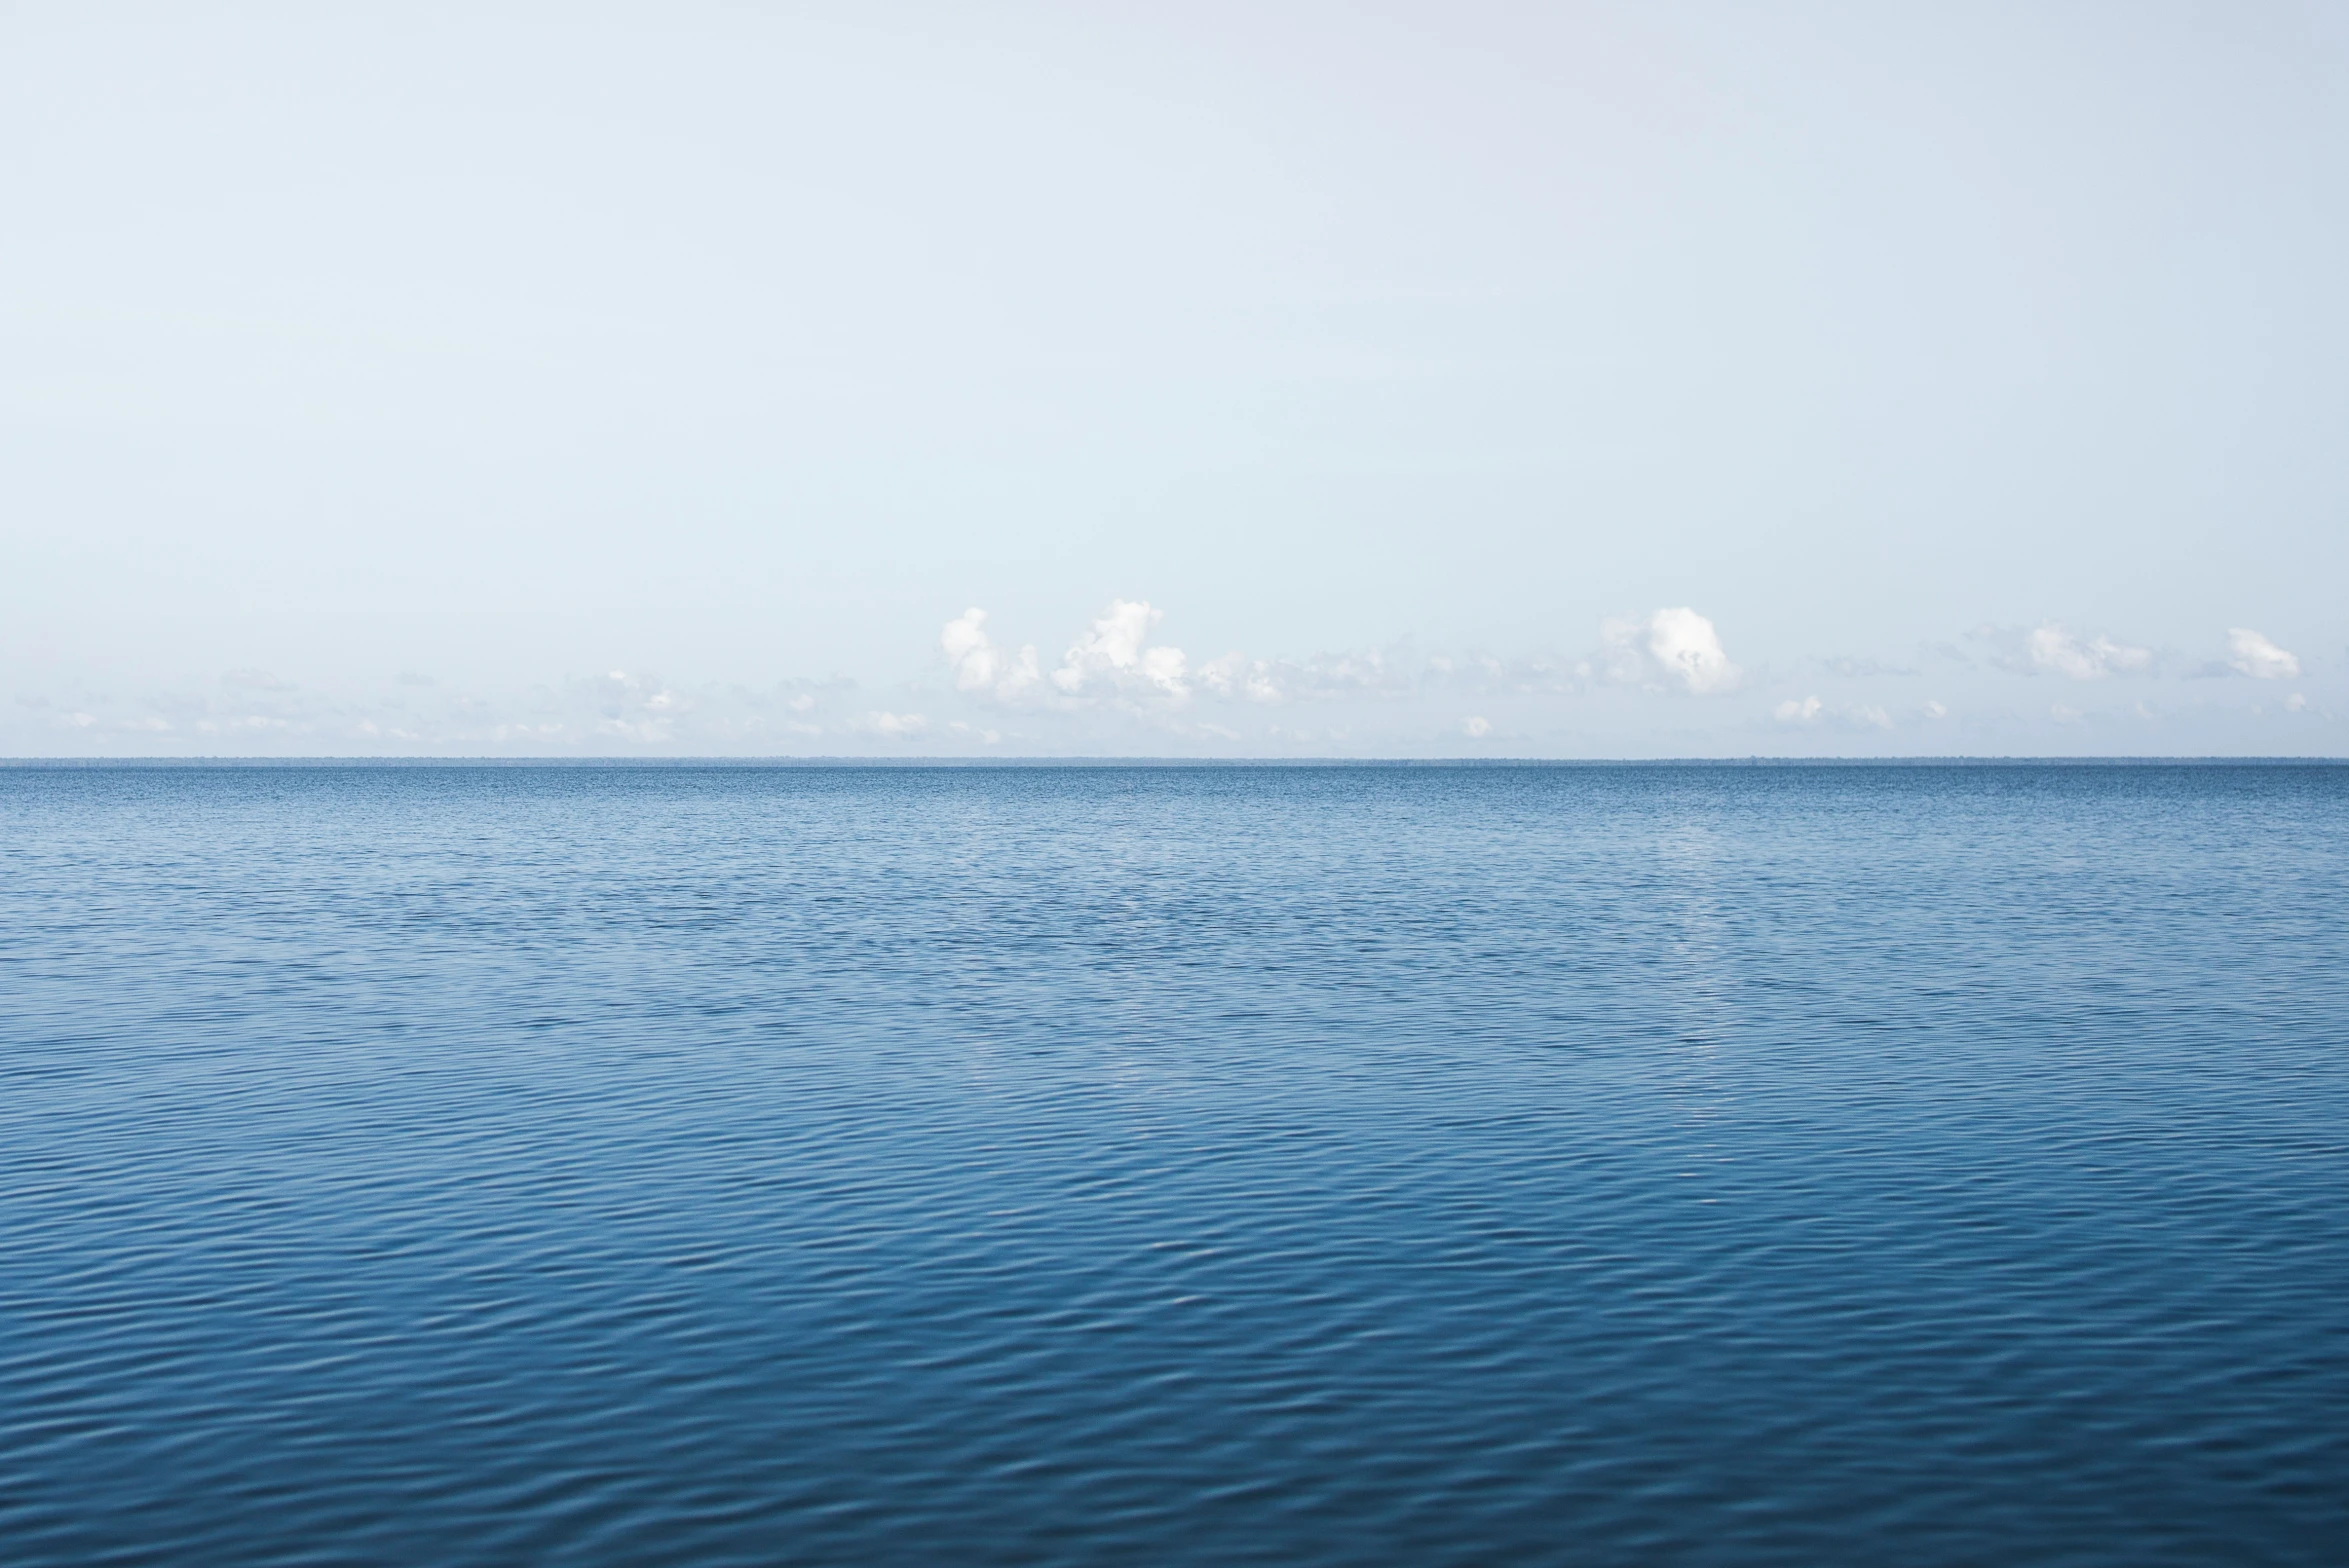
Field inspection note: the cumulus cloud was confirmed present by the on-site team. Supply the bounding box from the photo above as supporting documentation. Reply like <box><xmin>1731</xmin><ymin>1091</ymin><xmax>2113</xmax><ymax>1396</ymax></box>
<box><xmin>861</xmin><ymin>710</ymin><xmax>929</xmax><ymax>737</ymax></box>
<box><xmin>1053</xmin><ymin>599</ymin><xmax>1189</xmax><ymax>700</ymax></box>
<box><xmin>2023</xmin><ymin>624</ymin><xmax>2152</xmax><ymax>680</ymax></box>
<box><xmin>1463</xmin><ymin>715</ymin><xmax>1491</xmax><ymax>737</ymax></box>
<box><xmin>1601</xmin><ymin>608</ymin><xmax>1742</xmax><ymax>695</ymax></box>
<box><xmin>942</xmin><ymin>609</ymin><xmax>1043</xmax><ymax>701</ymax></box>
<box><xmin>946</xmin><ymin>600</ymin><xmax>1189</xmax><ymax>705</ymax></box>
<box><xmin>1775</xmin><ymin>695</ymin><xmax>1823</xmax><ymax>723</ymax></box>
<box><xmin>2226</xmin><ymin>628</ymin><xmax>2299</xmax><ymax>680</ymax></box>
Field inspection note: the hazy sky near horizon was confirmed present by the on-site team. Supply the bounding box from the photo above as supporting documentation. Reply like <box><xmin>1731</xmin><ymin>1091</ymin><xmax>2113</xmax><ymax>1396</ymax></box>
<box><xmin>5</xmin><ymin>1</ymin><xmax>2344</xmax><ymax>756</ymax></box>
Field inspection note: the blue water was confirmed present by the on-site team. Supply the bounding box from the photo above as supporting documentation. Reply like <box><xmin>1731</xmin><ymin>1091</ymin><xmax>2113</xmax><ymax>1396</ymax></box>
<box><xmin>3</xmin><ymin>762</ymin><xmax>2344</xmax><ymax>1565</ymax></box>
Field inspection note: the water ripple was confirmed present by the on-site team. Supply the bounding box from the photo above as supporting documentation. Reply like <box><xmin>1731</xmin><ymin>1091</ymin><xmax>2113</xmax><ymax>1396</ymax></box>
<box><xmin>1</xmin><ymin>763</ymin><xmax>2344</xmax><ymax>1565</ymax></box>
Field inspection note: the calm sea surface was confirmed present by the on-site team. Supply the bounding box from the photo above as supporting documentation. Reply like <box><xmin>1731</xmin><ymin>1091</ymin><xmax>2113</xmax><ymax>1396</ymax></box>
<box><xmin>3</xmin><ymin>762</ymin><xmax>2344</xmax><ymax>1565</ymax></box>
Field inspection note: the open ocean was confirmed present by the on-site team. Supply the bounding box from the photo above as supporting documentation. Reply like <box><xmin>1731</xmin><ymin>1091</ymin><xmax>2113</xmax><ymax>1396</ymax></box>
<box><xmin>3</xmin><ymin>761</ymin><xmax>2344</xmax><ymax>1565</ymax></box>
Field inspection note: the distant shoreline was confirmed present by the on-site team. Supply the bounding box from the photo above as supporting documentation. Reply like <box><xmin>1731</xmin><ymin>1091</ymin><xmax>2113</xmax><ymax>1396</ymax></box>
<box><xmin>4</xmin><ymin>755</ymin><xmax>2345</xmax><ymax>770</ymax></box>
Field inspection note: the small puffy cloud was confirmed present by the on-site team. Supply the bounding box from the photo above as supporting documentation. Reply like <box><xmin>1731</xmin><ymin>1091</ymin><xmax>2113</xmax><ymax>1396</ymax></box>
<box><xmin>1774</xmin><ymin>695</ymin><xmax>1823</xmax><ymax>723</ymax></box>
<box><xmin>1602</xmin><ymin>608</ymin><xmax>1741</xmax><ymax>695</ymax></box>
<box><xmin>862</xmin><ymin>710</ymin><xmax>929</xmax><ymax>737</ymax></box>
<box><xmin>2025</xmin><ymin>625</ymin><xmax>2151</xmax><ymax>680</ymax></box>
<box><xmin>1463</xmin><ymin>715</ymin><xmax>1491</xmax><ymax>737</ymax></box>
<box><xmin>2285</xmin><ymin>692</ymin><xmax>2308</xmax><ymax>712</ymax></box>
<box><xmin>942</xmin><ymin>609</ymin><xmax>1043</xmax><ymax>701</ymax></box>
<box><xmin>1053</xmin><ymin>599</ymin><xmax>1188</xmax><ymax>700</ymax></box>
<box><xmin>2226</xmin><ymin>628</ymin><xmax>2299</xmax><ymax>680</ymax></box>
<box><xmin>1923</xmin><ymin>700</ymin><xmax>1948</xmax><ymax>719</ymax></box>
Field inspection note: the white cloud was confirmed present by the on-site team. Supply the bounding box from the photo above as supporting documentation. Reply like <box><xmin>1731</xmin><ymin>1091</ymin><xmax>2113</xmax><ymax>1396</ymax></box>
<box><xmin>1463</xmin><ymin>715</ymin><xmax>1491</xmax><ymax>737</ymax></box>
<box><xmin>2285</xmin><ymin>692</ymin><xmax>2308</xmax><ymax>712</ymax></box>
<box><xmin>947</xmin><ymin>604</ymin><xmax>1745</xmax><ymax>716</ymax></box>
<box><xmin>2026</xmin><ymin>624</ymin><xmax>2152</xmax><ymax>680</ymax></box>
<box><xmin>1052</xmin><ymin>599</ymin><xmax>1189</xmax><ymax>700</ymax></box>
<box><xmin>2226</xmin><ymin>628</ymin><xmax>2300</xmax><ymax>680</ymax></box>
<box><xmin>1923</xmin><ymin>700</ymin><xmax>1948</xmax><ymax>719</ymax></box>
<box><xmin>946</xmin><ymin>601</ymin><xmax>1190</xmax><ymax>706</ymax></box>
<box><xmin>1774</xmin><ymin>695</ymin><xmax>1823</xmax><ymax>723</ymax></box>
<box><xmin>1601</xmin><ymin>607</ymin><xmax>1742</xmax><ymax>695</ymax></box>
<box><xmin>863</xmin><ymin>710</ymin><xmax>929</xmax><ymax>737</ymax></box>
<box><xmin>941</xmin><ymin>608</ymin><xmax>1043</xmax><ymax>701</ymax></box>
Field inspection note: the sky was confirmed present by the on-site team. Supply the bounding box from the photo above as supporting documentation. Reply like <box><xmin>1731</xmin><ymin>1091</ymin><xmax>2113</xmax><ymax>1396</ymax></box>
<box><xmin>3</xmin><ymin>1</ymin><xmax>2344</xmax><ymax>757</ymax></box>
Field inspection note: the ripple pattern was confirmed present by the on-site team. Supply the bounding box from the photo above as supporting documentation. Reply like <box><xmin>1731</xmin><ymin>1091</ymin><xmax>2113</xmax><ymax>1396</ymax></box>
<box><xmin>2</xmin><ymin>763</ymin><xmax>2344</xmax><ymax>1564</ymax></box>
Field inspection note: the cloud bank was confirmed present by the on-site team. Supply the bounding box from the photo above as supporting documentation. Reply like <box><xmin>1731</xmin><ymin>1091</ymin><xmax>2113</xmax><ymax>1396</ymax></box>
<box><xmin>6</xmin><ymin>602</ymin><xmax>2323</xmax><ymax>759</ymax></box>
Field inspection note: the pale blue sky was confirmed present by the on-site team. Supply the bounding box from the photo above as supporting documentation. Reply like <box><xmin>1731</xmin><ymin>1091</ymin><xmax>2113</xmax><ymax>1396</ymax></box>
<box><xmin>4</xmin><ymin>1</ymin><xmax>2343</xmax><ymax>755</ymax></box>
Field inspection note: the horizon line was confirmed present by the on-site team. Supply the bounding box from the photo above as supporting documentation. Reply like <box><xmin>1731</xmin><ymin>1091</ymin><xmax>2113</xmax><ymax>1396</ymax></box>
<box><xmin>3</xmin><ymin>755</ymin><xmax>2346</xmax><ymax>769</ymax></box>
